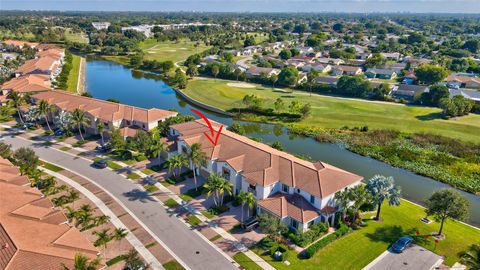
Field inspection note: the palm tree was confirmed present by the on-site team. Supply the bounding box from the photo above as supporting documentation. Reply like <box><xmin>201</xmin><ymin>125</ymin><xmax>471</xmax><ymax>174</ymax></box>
<box><xmin>112</xmin><ymin>227</ymin><xmax>128</xmax><ymax>252</ymax></box>
<box><xmin>366</xmin><ymin>175</ymin><xmax>401</xmax><ymax>221</ymax></box>
<box><xmin>64</xmin><ymin>206</ymin><xmax>77</xmax><ymax>223</ymax></box>
<box><xmin>166</xmin><ymin>154</ymin><xmax>188</xmax><ymax>178</ymax></box>
<box><xmin>349</xmin><ymin>185</ymin><xmax>371</xmax><ymax>224</ymax></box>
<box><xmin>7</xmin><ymin>90</ymin><xmax>25</xmax><ymax>124</ymax></box>
<box><xmin>188</xmin><ymin>143</ymin><xmax>207</xmax><ymax>191</ymax></box>
<box><xmin>237</xmin><ymin>191</ymin><xmax>248</xmax><ymax>223</ymax></box>
<box><xmin>96</xmin><ymin>122</ymin><xmax>105</xmax><ymax>146</ymax></box>
<box><xmin>74</xmin><ymin>204</ymin><xmax>94</xmax><ymax>229</ymax></box>
<box><xmin>149</xmin><ymin>139</ymin><xmax>166</xmax><ymax>165</ymax></box>
<box><xmin>94</xmin><ymin>215</ymin><xmax>110</xmax><ymax>229</ymax></box>
<box><xmin>62</xmin><ymin>253</ymin><xmax>101</xmax><ymax>270</ymax></box>
<box><xmin>204</xmin><ymin>172</ymin><xmax>233</xmax><ymax>207</ymax></box>
<box><xmin>68</xmin><ymin>189</ymin><xmax>80</xmax><ymax>209</ymax></box>
<box><xmin>93</xmin><ymin>229</ymin><xmax>112</xmax><ymax>260</ymax></box>
<box><xmin>460</xmin><ymin>244</ymin><xmax>480</xmax><ymax>270</ymax></box>
<box><xmin>38</xmin><ymin>100</ymin><xmax>56</xmax><ymax>131</ymax></box>
<box><xmin>123</xmin><ymin>249</ymin><xmax>149</xmax><ymax>270</ymax></box>
<box><xmin>334</xmin><ymin>189</ymin><xmax>351</xmax><ymax>222</ymax></box>
<box><xmin>71</xmin><ymin>108</ymin><xmax>90</xmax><ymax>141</ymax></box>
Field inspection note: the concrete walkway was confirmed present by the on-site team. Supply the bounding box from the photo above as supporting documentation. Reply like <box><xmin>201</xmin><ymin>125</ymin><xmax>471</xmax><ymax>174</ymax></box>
<box><xmin>40</xmin><ymin>167</ymin><xmax>164</xmax><ymax>269</ymax></box>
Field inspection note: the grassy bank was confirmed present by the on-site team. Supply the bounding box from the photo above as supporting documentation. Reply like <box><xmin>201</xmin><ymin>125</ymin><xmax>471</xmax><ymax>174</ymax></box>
<box><xmin>139</xmin><ymin>38</ymin><xmax>211</xmax><ymax>63</ymax></box>
<box><xmin>66</xmin><ymin>54</ymin><xmax>81</xmax><ymax>92</ymax></box>
<box><xmin>252</xmin><ymin>200</ymin><xmax>480</xmax><ymax>270</ymax></box>
<box><xmin>181</xmin><ymin>78</ymin><xmax>480</xmax><ymax>143</ymax></box>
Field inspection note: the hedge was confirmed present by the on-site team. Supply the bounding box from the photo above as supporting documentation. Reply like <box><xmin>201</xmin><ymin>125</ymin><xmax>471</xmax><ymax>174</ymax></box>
<box><xmin>304</xmin><ymin>223</ymin><xmax>351</xmax><ymax>258</ymax></box>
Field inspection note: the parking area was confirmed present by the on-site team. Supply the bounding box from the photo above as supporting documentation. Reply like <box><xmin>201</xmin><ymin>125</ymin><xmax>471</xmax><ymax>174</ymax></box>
<box><xmin>365</xmin><ymin>245</ymin><xmax>444</xmax><ymax>270</ymax></box>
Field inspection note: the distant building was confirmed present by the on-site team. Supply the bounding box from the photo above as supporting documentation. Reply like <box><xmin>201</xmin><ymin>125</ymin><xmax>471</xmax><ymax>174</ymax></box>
<box><xmin>245</xmin><ymin>67</ymin><xmax>280</xmax><ymax>78</ymax></box>
<box><xmin>315</xmin><ymin>76</ymin><xmax>338</xmax><ymax>86</ymax></box>
<box><xmin>381</xmin><ymin>52</ymin><xmax>402</xmax><ymax>61</ymax></box>
<box><xmin>1</xmin><ymin>40</ymin><xmax>39</xmax><ymax>49</ymax></box>
<box><xmin>449</xmin><ymin>89</ymin><xmax>480</xmax><ymax>102</ymax></box>
<box><xmin>365</xmin><ymin>68</ymin><xmax>397</xmax><ymax>80</ymax></box>
<box><xmin>391</xmin><ymin>84</ymin><xmax>429</xmax><ymax>101</ymax></box>
<box><xmin>446</xmin><ymin>75</ymin><xmax>480</xmax><ymax>89</ymax></box>
<box><xmin>92</xmin><ymin>22</ymin><xmax>111</xmax><ymax>30</ymax></box>
<box><xmin>330</xmin><ymin>65</ymin><xmax>363</xmax><ymax>76</ymax></box>
<box><xmin>301</xmin><ymin>63</ymin><xmax>331</xmax><ymax>73</ymax></box>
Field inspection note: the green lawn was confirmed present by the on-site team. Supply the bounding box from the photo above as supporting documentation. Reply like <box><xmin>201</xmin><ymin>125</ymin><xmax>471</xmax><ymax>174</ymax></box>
<box><xmin>41</xmin><ymin>161</ymin><xmax>64</xmax><ymax>172</ymax></box>
<box><xmin>163</xmin><ymin>260</ymin><xmax>185</xmax><ymax>270</ymax></box>
<box><xmin>186</xmin><ymin>215</ymin><xmax>202</xmax><ymax>227</ymax></box>
<box><xmin>233</xmin><ymin>252</ymin><xmax>264</xmax><ymax>270</ymax></box>
<box><xmin>127</xmin><ymin>172</ymin><xmax>141</xmax><ymax>180</ymax></box>
<box><xmin>164</xmin><ymin>198</ymin><xmax>179</xmax><ymax>208</ymax></box>
<box><xmin>66</xmin><ymin>55</ymin><xmax>81</xmax><ymax>92</ymax></box>
<box><xmin>139</xmin><ymin>38</ymin><xmax>211</xmax><ymax>64</ymax></box>
<box><xmin>252</xmin><ymin>200</ymin><xmax>480</xmax><ymax>270</ymax></box>
<box><xmin>64</xmin><ymin>28</ymin><xmax>89</xmax><ymax>44</ymax></box>
<box><xmin>182</xmin><ymin>78</ymin><xmax>480</xmax><ymax>143</ymax></box>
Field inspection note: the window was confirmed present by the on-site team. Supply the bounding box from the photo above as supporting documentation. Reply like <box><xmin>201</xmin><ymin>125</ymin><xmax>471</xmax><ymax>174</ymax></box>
<box><xmin>296</xmin><ymin>188</ymin><xmax>301</xmax><ymax>194</ymax></box>
<box><xmin>290</xmin><ymin>219</ymin><xmax>298</xmax><ymax>229</ymax></box>
<box><xmin>181</xmin><ymin>145</ymin><xmax>188</xmax><ymax>154</ymax></box>
<box><xmin>308</xmin><ymin>220</ymin><xmax>315</xmax><ymax>228</ymax></box>
<box><xmin>282</xmin><ymin>184</ymin><xmax>289</xmax><ymax>193</ymax></box>
<box><xmin>310</xmin><ymin>195</ymin><xmax>315</xmax><ymax>204</ymax></box>
<box><xmin>222</xmin><ymin>167</ymin><xmax>231</xmax><ymax>179</ymax></box>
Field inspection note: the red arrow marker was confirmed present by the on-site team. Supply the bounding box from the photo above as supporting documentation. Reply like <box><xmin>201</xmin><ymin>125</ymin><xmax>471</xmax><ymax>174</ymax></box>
<box><xmin>190</xmin><ymin>109</ymin><xmax>223</xmax><ymax>146</ymax></box>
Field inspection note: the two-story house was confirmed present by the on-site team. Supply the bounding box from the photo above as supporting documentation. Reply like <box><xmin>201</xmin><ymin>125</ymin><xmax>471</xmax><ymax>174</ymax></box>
<box><xmin>31</xmin><ymin>90</ymin><xmax>177</xmax><ymax>137</ymax></box>
<box><xmin>169</xmin><ymin>119</ymin><xmax>363</xmax><ymax>232</ymax></box>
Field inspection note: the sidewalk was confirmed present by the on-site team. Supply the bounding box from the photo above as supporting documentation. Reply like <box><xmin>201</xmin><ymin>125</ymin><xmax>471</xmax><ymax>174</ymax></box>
<box><xmin>1</xmin><ymin>123</ymin><xmax>275</xmax><ymax>270</ymax></box>
<box><xmin>41</xmin><ymin>167</ymin><xmax>165</xmax><ymax>270</ymax></box>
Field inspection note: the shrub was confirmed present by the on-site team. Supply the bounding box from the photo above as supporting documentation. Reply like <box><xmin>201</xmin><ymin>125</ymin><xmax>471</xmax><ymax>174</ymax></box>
<box><xmin>304</xmin><ymin>233</ymin><xmax>338</xmax><ymax>258</ymax></box>
<box><xmin>287</xmin><ymin>222</ymin><xmax>328</xmax><ymax>247</ymax></box>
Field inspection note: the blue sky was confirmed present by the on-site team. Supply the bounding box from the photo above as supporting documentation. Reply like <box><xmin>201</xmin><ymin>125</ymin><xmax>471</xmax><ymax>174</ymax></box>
<box><xmin>2</xmin><ymin>0</ymin><xmax>480</xmax><ymax>13</ymax></box>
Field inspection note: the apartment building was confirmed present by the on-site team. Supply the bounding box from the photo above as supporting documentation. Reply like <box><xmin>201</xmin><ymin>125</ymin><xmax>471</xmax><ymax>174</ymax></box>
<box><xmin>169</xmin><ymin>119</ymin><xmax>363</xmax><ymax>232</ymax></box>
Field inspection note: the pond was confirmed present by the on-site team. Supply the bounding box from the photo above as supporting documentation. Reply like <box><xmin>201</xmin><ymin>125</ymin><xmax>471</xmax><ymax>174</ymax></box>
<box><xmin>86</xmin><ymin>59</ymin><xmax>480</xmax><ymax>226</ymax></box>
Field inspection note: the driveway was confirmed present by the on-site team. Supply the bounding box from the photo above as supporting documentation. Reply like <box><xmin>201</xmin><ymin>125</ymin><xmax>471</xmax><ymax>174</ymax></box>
<box><xmin>1</xmin><ymin>133</ymin><xmax>237</xmax><ymax>270</ymax></box>
<box><xmin>365</xmin><ymin>245</ymin><xmax>443</xmax><ymax>270</ymax></box>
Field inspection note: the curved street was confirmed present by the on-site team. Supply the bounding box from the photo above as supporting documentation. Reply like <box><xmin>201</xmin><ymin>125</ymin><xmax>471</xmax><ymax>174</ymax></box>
<box><xmin>1</xmin><ymin>133</ymin><xmax>238</xmax><ymax>270</ymax></box>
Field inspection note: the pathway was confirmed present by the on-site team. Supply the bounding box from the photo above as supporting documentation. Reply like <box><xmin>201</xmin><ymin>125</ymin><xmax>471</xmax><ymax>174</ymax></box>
<box><xmin>41</xmin><ymin>167</ymin><xmax>164</xmax><ymax>269</ymax></box>
<box><xmin>77</xmin><ymin>56</ymin><xmax>86</xmax><ymax>94</ymax></box>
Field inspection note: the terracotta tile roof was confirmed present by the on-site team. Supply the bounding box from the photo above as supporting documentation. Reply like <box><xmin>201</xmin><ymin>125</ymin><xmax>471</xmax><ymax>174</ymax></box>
<box><xmin>2</xmin><ymin>40</ymin><xmax>39</xmax><ymax>48</ymax></box>
<box><xmin>332</xmin><ymin>65</ymin><xmax>362</xmax><ymax>72</ymax></box>
<box><xmin>246</xmin><ymin>66</ymin><xmax>279</xmax><ymax>76</ymax></box>
<box><xmin>446</xmin><ymin>75</ymin><xmax>480</xmax><ymax>84</ymax></box>
<box><xmin>119</xmin><ymin>126</ymin><xmax>140</xmax><ymax>137</ymax></box>
<box><xmin>33</xmin><ymin>90</ymin><xmax>177</xmax><ymax>124</ymax></box>
<box><xmin>0</xmin><ymin>158</ymin><xmax>99</xmax><ymax>269</ymax></box>
<box><xmin>171</xmin><ymin>120</ymin><xmax>363</xmax><ymax>198</ymax></box>
<box><xmin>35</xmin><ymin>49</ymin><xmax>64</xmax><ymax>61</ymax></box>
<box><xmin>0</xmin><ymin>159</ymin><xmax>30</xmax><ymax>186</ymax></box>
<box><xmin>1</xmin><ymin>74</ymin><xmax>51</xmax><ymax>93</ymax></box>
<box><xmin>15</xmin><ymin>57</ymin><xmax>58</xmax><ymax>75</ymax></box>
<box><xmin>257</xmin><ymin>193</ymin><xmax>321</xmax><ymax>223</ymax></box>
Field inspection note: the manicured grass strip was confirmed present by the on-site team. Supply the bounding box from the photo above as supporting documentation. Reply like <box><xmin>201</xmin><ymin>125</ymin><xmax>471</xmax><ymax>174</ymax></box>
<box><xmin>105</xmin><ymin>255</ymin><xmax>125</xmax><ymax>266</ymax></box>
<box><xmin>143</xmin><ymin>168</ymin><xmax>155</xmax><ymax>175</ymax></box>
<box><xmin>209</xmin><ymin>234</ymin><xmax>222</xmax><ymax>242</ymax></box>
<box><xmin>145</xmin><ymin>242</ymin><xmax>157</xmax><ymax>249</ymax></box>
<box><xmin>186</xmin><ymin>215</ymin><xmax>202</xmax><ymax>227</ymax></box>
<box><xmin>182</xmin><ymin>78</ymin><xmax>480</xmax><ymax>143</ymax></box>
<box><xmin>163</xmin><ymin>260</ymin><xmax>185</xmax><ymax>270</ymax></box>
<box><xmin>201</xmin><ymin>211</ymin><xmax>215</xmax><ymax>219</ymax></box>
<box><xmin>164</xmin><ymin>198</ymin><xmax>179</xmax><ymax>208</ymax></box>
<box><xmin>66</xmin><ymin>55</ymin><xmax>81</xmax><ymax>92</ymax></box>
<box><xmin>59</xmin><ymin>146</ymin><xmax>71</xmax><ymax>151</ymax></box>
<box><xmin>41</xmin><ymin>161</ymin><xmax>64</xmax><ymax>172</ymax></box>
<box><xmin>252</xmin><ymin>200</ymin><xmax>480</xmax><ymax>270</ymax></box>
<box><xmin>179</xmin><ymin>194</ymin><xmax>194</xmax><ymax>202</ymax></box>
<box><xmin>107</xmin><ymin>161</ymin><xmax>123</xmax><ymax>170</ymax></box>
<box><xmin>233</xmin><ymin>252</ymin><xmax>263</xmax><ymax>270</ymax></box>
<box><xmin>127</xmin><ymin>172</ymin><xmax>141</xmax><ymax>180</ymax></box>
<box><xmin>43</xmin><ymin>141</ymin><xmax>53</xmax><ymax>146</ymax></box>
<box><xmin>144</xmin><ymin>184</ymin><xmax>159</xmax><ymax>192</ymax></box>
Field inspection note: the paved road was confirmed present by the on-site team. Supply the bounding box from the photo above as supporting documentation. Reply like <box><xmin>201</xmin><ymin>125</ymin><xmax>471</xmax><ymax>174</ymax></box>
<box><xmin>365</xmin><ymin>245</ymin><xmax>443</xmax><ymax>270</ymax></box>
<box><xmin>2</xmin><ymin>134</ymin><xmax>237</xmax><ymax>270</ymax></box>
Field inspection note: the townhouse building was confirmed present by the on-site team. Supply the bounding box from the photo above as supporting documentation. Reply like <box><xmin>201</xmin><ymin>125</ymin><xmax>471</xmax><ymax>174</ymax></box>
<box><xmin>169</xmin><ymin>119</ymin><xmax>363</xmax><ymax>232</ymax></box>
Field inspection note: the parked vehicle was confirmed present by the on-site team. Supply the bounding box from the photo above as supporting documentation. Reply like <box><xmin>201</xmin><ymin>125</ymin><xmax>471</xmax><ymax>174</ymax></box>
<box><xmin>93</xmin><ymin>159</ymin><xmax>108</xmax><ymax>169</ymax></box>
<box><xmin>54</xmin><ymin>129</ymin><xmax>64</xmax><ymax>137</ymax></box>
<box><xmin>95</xmin><ymin>143</ymin><xmax>112</xmax><ymax>152</ymax></box>
<box><xmin>391</xmin><ymin>236</ymin><xmax>413</xmax><ymax>253</ymax></box>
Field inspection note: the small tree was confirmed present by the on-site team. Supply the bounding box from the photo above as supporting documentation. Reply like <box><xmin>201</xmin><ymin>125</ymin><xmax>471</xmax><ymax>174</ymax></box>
<box><xmin>7</xmin><ymin>90</ymin><xmax>25</xmax><ymax>124</ymax></box>
<box><xmin>123</xmin><ymin>249</ymin><xmax>149</xmax><ymax>270</ymax></box>
<box><xmin>460</xmin><ymin>244</ymin><xmax>480</xmax><ymax>270</ymax></box>
<box><xmin>175</xmin><ymin>68</ymin><xmax>188</xmax><ymax>89</ymax></box>
<box><xmin>62</xmin><ymin>253</ymin><xmax>101</xmax><ymax>270</ymax></box>
<box><xmin>307</xmin><ymin>70</ymin><xmax>319</xmax><ymax>96</ymax></box>
<box><xmin>96</xmin><ymin>122</ymin><xmax>106</xmax><ymax>146</ymax></box>
<box><xmin>234</xmin><ymin>68</ymin><xmax>242</xmax><ymax>81</ymax></box>
<box><xmin>166</xmin><ymin>154</ymin><xmax>188</xmax><ymax>178</ymax></box>
<box><xmin>258</xmin><ymin>213</ymin><xmax>288</xmax><ymax>240</ymax></box>
<box><xmin>270</xmin><ymin>74</ymin><xmax>278</xmax><ymax>88</ymax></box>
<box><xmin>93</xmin><ymin>229</ymin><xmax>112</xmax><ymax>260</ymax></box>
<box><xmin>0</xmin><ymin>142</ymin><xmax>12</xmax><ymax>159</ymax></box>
<box><xmin>274</xmin><ymin>98</ymin><xmax>284</xmax><ymax>113</ymax></box>
<box><xmin>186</xmin><ymin>65</ymin><xmax>198</xmax><ymax>78</ymax></box>
<box><xmin>211</xmin><ymin>65</ymin><xmax>219</xmax><ymax>80</ymax></box>
<box><xmin>414</xmin><ymin>64</ymin><xmax>449</xmax><ymax>85</ymax></box>
<box><xmin>112</xmin><ymin>227</ymin><xmax>128</xmax><ymax>252</ymax></box>
<box><xmin>12</xmin><ymin>147</ymin><xmax>39</xmax><ymax>175</ymax></box>
<box><xmin>425</xmin><ymin>189</ymin><xmax>469</xmax><ymax>236</ymax></box>
<box><xmin>365</xmin><ymin>175</ymin><xmax>401</xmax><ymax>221</ymax></box>
<box><xmin>204</xmin><ymin>172</ymin><xmax>233</xmax><ymax>207</ymax></box>
<box><xmin>238</xmin><ymin>191</ymin><xmax>256</xmax><ymax>223</ymax></box>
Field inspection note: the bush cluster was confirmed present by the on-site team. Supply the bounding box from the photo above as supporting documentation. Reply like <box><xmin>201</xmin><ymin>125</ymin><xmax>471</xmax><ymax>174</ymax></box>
<box><xmin>287</xmin><ymin>222</ymin><xmax>328</xmax><ymax>247</ymax></box>
<box><xmin>304</xmin><ymin>223</ymin><xmax>350</xmax><ymax>258</ymax></box>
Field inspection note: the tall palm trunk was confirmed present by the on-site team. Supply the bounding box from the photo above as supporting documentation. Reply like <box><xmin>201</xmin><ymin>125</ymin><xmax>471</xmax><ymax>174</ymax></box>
<box><xmin>375</xmin><ymin>203</ymin><xmax>382</xmax><ymax>220</ymax></box>
<box><xmin>241</xmin><ymin>203</ymin><xmax>245</xmax><ymax>222</ymax></box>
<box><xmin>438</xmin><ymin>216</ymin><xmax>446</xmax><ymax>236</ymax></box>
<box><xmin>100</xmin><ymin>132</ymin><xmax>105</xmax><ymax>146</ymax></box>
<box><xmin>192</xmin><ymin>165</ymin><xmax>198</xmax><ymax>191</ymax></box>
<box><xmin>16</xmin><ymin>106</ymin><xmax>24</xmax><ymax>124</ymax></box>
<box><xmin>78</xmin><ymin>124</ymin><xmax>84</xmax><ymax>141</ymax></box>
<box><xmin>44</xmin><ymin>114</ymin><xmax>52</xmax><ymax>131</ymax></box>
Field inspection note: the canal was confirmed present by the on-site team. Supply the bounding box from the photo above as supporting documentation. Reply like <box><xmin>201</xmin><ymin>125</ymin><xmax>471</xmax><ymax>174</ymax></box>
<box><xmin>86</xmin><ymin>59</ymin><xmax>480</xmax><ymax>226</ymax></box>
